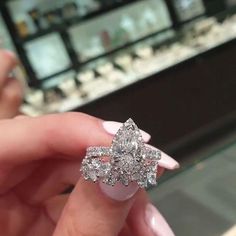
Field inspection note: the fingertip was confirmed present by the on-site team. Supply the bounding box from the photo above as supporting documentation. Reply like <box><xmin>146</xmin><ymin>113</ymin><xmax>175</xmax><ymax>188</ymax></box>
<box><xmin>145</xmin><ymin>144</ymin><xmax>180</xmax><ymax>170</ymax></box>
<box><xmin>3</xmin><ymin>50</ymin><xmax>17</xmax><ymax>60</ymax></box>
<box><xmin>2</xmin><ymin>79</ymin><xmax>23</xmax><ymax>108</ymax></box>
<box><xmin>159</xmin><ymin>152</ymin><xmax>180</xmax><ymax>170</ymax></box>
<box><xmin>145</xmin><ymin>203</ymin><xmax>175</xmax><ymax>236</ymax></box>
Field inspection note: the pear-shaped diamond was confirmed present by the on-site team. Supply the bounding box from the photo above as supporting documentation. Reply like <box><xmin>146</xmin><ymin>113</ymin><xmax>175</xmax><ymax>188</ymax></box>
<box><xmin>111</xmin><ymin>118</ymin><xmax>144</xmax><ymax>157</ymax></box>
<box><xmin>107</xmin><ymin>118</ymin><xmax>146</xmax><ymax>185</ymax></box>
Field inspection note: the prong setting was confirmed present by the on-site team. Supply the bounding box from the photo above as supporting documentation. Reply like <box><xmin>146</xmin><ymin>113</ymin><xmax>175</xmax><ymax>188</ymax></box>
<box><xmin>81</xmin><ymin>118</ymin><xmax>161</xmax><ymax>188</ymax></box>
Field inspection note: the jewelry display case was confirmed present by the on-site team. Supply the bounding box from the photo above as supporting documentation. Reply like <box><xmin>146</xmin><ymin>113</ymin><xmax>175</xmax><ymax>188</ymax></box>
<box><xmin>0</xmin><ymin>11</ymin><xmax>27</xmax><ymax>86</ymax></box>
<box><xmin>0</xmin><ymin>12</ymin><xmax>14</xmax><ymax>49</ymax></box>
<box><xmin>0</xmin><ymin>0</ymin><xmax>235</xmax><ymax>116</ymax></box>
<box><xmin>1</xmin><ymin>3</ymin><xmax>236</xmax><ymax>235</ymax></box>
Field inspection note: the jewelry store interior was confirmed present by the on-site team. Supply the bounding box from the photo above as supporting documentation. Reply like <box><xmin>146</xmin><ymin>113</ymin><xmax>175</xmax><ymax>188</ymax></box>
<box><xmin>1</xmin><ymin>0</ymin><xmax>236</xmax><ymax>235</ymax></box>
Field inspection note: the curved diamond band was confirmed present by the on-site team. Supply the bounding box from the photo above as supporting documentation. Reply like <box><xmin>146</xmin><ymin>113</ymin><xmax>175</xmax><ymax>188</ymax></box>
<box><xmin>86</xmin><ymin>146</ymin><xmax>160</xmax><ymax>160</ymax></box>
<box><xmin>86</xmin><ymin>147</ymin><xmax>111</xmax><ymax>157</ymax></box>
<box><xmin>81</xmin><ymin>118</ymin><xmax>161</xmax><ymax>188</ymax></box>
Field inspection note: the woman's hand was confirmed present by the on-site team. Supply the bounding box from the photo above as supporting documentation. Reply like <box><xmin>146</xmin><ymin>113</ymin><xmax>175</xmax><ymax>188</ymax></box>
<box><xmin>0</xmin><ymin>50</ymin><xmax>23</xmax><ymax>119</ymax></box>
<box><xmin>0</xmin><ymin>113</ymin><xmax>178</xmax><ymax>236</ymax></box>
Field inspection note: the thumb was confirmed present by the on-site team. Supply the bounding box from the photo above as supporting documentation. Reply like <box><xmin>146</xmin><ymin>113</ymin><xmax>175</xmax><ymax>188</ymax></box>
<box><xmin>53</xmin><ymin>179</ymin><xmax>139</xmax><ymax>236</ymax></box>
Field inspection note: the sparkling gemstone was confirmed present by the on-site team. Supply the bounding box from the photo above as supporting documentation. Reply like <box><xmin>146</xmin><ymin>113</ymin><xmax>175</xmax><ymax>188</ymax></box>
<box><xmin>138</xmin><ymin>179</ymin><xmax>148</xmax><ymax>188</ymax></box>
<box><xmin>91</xmin><ymin>159</ymin><xmax>100</xmax><ymax>168</ymax></box>
<box><xmin>98</xmin><ymin>162</ymin><xmax>111</xmax><ymax>176</ymax></box>
<box><xmin>103</xmin><ymin>171</ymin><xmax>119</xmax><ymax>186</ymax></box>
<box><xmin>131</xmin><ymin>172</ymin><xmax>140</xmax><ymax>181</ymax></box>
<box><xmin>110</xmin><ymin>118</ymin><xmax>146</xmax><ymax>185</ymax></box>
<box><xmin>119</xmin><ymin>136</ymin><xmax>139</xmax><ymax>154</ymax></box>
<box><xmin>82</xmin><ymin>158</ymin><xmax>111</xmax><ymax>182</ymax></box>
<box><xmin>87</xmin><ymin>169</ymin><xmax>97</xmax><ymax>182</ymax></box>
<box><xmin>82</xmin><ymin>118</ymin><xmax>160</xmax><ymax>188</ymax></box>
<box><xmin>147</xmin><ymin>171</ymin><xmax>157</xmax><ymax>185</ymax></box>
<box><xmin>120</xmin><ymin>175</ymin><xmax>129</xmax><ymax>186</ymax></box>
<box><xmin>86</xmin><ymin>160</ymin><xmax>100</xmax><ymax>181</ymax></box>
<box><xmin>119</xmin><ymin>154</ymin><xmax>135</xmax><ymax>173</ymax></box>
<box><xmin>112</xmin><ymin>118</ymin><xmax>144</xmax><ymax>156</ymax></box>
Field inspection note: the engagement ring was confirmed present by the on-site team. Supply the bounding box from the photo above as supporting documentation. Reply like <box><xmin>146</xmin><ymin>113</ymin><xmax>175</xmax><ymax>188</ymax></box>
<box><xmin>81</xmin><ymin>118</ymin><xmax>161</xmax><ymax>188</ymax></box>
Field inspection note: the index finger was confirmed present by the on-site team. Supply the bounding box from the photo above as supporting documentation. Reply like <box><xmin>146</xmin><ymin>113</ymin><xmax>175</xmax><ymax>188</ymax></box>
<box><xmin>0</xmin><ymin>113</ymin><xmax>151</xmax><ymax>165</ymax></box>
<box><xmin>0</xmin><ymin>113</ymin><xmax>111</xmax><ymax>164</ymax></box>
<box><xmin>0</xmin><ymin>50</ymin><xmax>18</xmax><ymax>88</ymax></box>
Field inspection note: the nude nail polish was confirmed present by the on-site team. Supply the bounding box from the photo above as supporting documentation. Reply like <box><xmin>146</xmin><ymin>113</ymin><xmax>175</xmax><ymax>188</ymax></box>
<box><xmin>145</xmin><ymin>144</ymin><xmax>180</xmax><ymax>170</ymax></box>
<box><xmin>99</xmin><ymin>181</ymin><xmax>139</xmax><ymax>201</ymax></box>
<box><xmin>145</xmin><ymin>203</ymin><xmax>175</xmax><ymax>236</ymax></box>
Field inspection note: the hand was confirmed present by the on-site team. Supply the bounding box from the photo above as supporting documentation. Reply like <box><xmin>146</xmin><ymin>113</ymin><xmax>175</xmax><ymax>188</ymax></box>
<box><xmin>0</xmin><ymin>50</ymin><xmax>23</xmax><ymax>119</ymax></box>
<box><xmin>0</xmin><ymin>113</ymin><xmax>178</xmax><ymax>236</ymax></box>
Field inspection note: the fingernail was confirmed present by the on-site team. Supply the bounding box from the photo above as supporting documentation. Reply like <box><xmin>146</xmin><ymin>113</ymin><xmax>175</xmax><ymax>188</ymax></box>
<box><xmin>99</xmin><ymin>181</ymin><xmax>139</xmax><ymax>201</ymax></box>
<box><xmin>146</xmin><ymin>144</ymin><xmax>180</xmax><ymax>170</ymax></box>
<box><xmin>103</xmin><ymin>121</ymin><xmax>151</xmax><ymax>142</ymax></box>
<box><xmin>145</xmin><ymin>203</ymin><xmax>175</xmax><ymax>236</ymax></box>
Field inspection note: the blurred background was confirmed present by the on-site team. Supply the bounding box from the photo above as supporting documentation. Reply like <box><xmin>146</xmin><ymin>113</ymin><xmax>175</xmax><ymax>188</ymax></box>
<box><xmin>0</xmin><ymin>0</ymin><xmax>236</xmax><ymax>235</ymax></box>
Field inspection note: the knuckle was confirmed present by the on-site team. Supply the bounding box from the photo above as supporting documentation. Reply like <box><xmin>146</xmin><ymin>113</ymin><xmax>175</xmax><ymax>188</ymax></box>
<box><xmin>58</xmin><ymin>112</ymin><xmax>95</xmax><ymax>123</ymax></box>
<box><xmin>34</xmin><ymin>112</ymin><xmax>99</xmax><ymax>155</ymax></box>
<box><xmin>14</xmin><ymin>115</ymin><xmax>27</xmax><ymax>120</ymax></box>
<box><xmin>44</xmin><ymin>112</ymin><xmax>96</xmax><ymax>136</ymax></box>
<box><xmin>0</xmin><ymin>50</ymin><xmax>17</xmax><ymax>69</ymax></box>
<box><xmin>63</xmin><ymin>217</ymin><xmax>88</xmax><ymax>236</ymax></box>
<box><xmin>4</xmin><ymin>80</ymin><xmax>23</xmax><ymax>105</ymax></box>
<box><xmin>60</xmin><ymin>205</ymin><xmax>103</xmax><ymax>236</ymax></box>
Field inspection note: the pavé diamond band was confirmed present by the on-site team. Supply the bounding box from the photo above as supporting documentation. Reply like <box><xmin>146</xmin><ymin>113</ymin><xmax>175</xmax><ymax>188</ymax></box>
<box><xmin>81</xmin><ymin>118</ymin><xmax>161</xmax><ymax>188</ymax></box>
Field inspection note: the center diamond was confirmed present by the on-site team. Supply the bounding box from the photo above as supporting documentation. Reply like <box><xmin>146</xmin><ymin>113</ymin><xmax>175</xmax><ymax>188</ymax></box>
<box><xmin>119</xmin><ymin>154</ymin><xmax>135</xmax><ymax>173</ymax></box>
<box><xmin>106</xmin><ymin>118</ymin><xmax>145</xmax><ymax>185</ymax></box>
<box><xmin>120</xmin><ymin>136</ymin><xmax>139</xmax><ymax>154</ymax></box>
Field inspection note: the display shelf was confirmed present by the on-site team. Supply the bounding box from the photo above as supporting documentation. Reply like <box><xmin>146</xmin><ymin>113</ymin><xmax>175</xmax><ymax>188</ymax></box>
<box><xmin>2</xmin><ymin>0</ymin><xmax>236</xmax><ymax>98</ymax></box>
<box><xmin>1</xmin><ymin>0</ymin><xmax>210</xmax><ymax>88</ymax></box>
<box><xmin>39</xmin><ymin>66</ymin><xmax>74</xmax><ymax>81</ymax></box>
<box><xmin>37</xmin><ymin>26</ymin><xmax>174</xmax><ymax>84</ymax></box>
<box><xmin>21</xmin><ymin>13</ymin><xmax>236</xmax><ymax>115</ymax></box>
<box><xmin>59</xmin><ymin>37</ymin><xmax>236</xmax><ymax>112</ymax></box>
<box><xmin>37</xmin><ymin>18</ymin><xmax>212</xmax><ymax>84</ymax></box>
<box><xmin>19</xmin><ymin>0</ymin><xmax>143</xmax><ymax>43</ymax></box>
<box><xmin>65</xmin><ymin>36</ymin><xmax>236</xmax><ymax>112</ymax></box>
<box><xmin>37</xmin><ymin>13</ymin><xmax>206</xmax><ymax>84</ymax></box>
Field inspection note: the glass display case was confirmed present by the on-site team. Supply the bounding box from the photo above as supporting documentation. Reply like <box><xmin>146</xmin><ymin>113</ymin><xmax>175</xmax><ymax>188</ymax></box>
<box><xmin>25</xmin><ymin>33</ymin><xmax>71</xmax><ymax>79</ymax></box>
<box><xmin>171</xmin><ymin>0</ymin><xmax>205</xmax><ymax>22</ymax></box>
<box><xmin>0</xmin><ymin>11</ymin><xmax>27</xmax><ymax>86</ymax></box>
<box><xmin>0</xmin><ymin>0</ymin><xmax>236</xmax><ymax>116</ymax></box>
<box><xmin>0</xmin><ymin>12</ymin><xmax>14</xmax><ymax>50</ymax></box>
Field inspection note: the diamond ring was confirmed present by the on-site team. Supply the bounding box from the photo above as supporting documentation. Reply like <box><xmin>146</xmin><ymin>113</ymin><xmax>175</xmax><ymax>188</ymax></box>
<box><xmin>80</xmin><ymin>118</ymin><xmax>161</xmax><ymax>188</ymax></box>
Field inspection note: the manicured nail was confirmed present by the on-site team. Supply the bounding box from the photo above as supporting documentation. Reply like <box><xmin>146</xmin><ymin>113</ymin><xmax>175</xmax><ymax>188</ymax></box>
<box><xmin>145</xmin><ymin>203</ymin><xmax>175</xmax><ymax>236</ymax></box>
<box><xmin>103</xmin><ymin>121</ymin><xmax>151</xmax><ymax>142</ymax></box>
<box><xmin>99</xmin><ymin>181</ymin><xmax>139</xmax><ymax>201</ymax></box>
<box><xmin>146</xmin><ymin>144</ymin><xmax>180</xmax><ymax>170</ymax></box>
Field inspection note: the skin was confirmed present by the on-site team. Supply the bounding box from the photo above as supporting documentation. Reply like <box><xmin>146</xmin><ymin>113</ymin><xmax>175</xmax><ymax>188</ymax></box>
<box><xmin>0</xmin><ymin>113</ymin><xmax>168</xmax><ymax>236</ymax></box>
<box><xmin>0</xmin><ymin>50</ymin><xmax>23</xmax><ymax>119</ymax></box>
<box><xmin>0</xmin><ymin>49</ymin><xmax>174</xmax><ymax>236</ymax></box>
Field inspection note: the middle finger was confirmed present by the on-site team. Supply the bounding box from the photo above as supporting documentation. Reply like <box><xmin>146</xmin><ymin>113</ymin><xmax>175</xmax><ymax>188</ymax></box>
<box><xmin>0</xmin><ymin>50</ymin><xmax>18</xmax><ymax>88</ymax></box>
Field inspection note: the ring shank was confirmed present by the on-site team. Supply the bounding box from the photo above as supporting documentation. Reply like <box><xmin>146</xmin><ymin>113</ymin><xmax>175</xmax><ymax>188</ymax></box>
<box><xmin>86</xmin><ymin>146</ymin><xmax>161</xmax><ymax>160</ymax></box>
<box><xmin>86</xmin><ymin>146</ymin><xmax>111</xmax><ymax>157</ymax></box>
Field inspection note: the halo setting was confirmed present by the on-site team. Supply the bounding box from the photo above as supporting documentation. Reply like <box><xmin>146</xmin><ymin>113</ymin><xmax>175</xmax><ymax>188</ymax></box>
<box><xmin>81</xmin><ymin>118</ymin><xmax>161</xmax><ymax>188</ymax></box>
